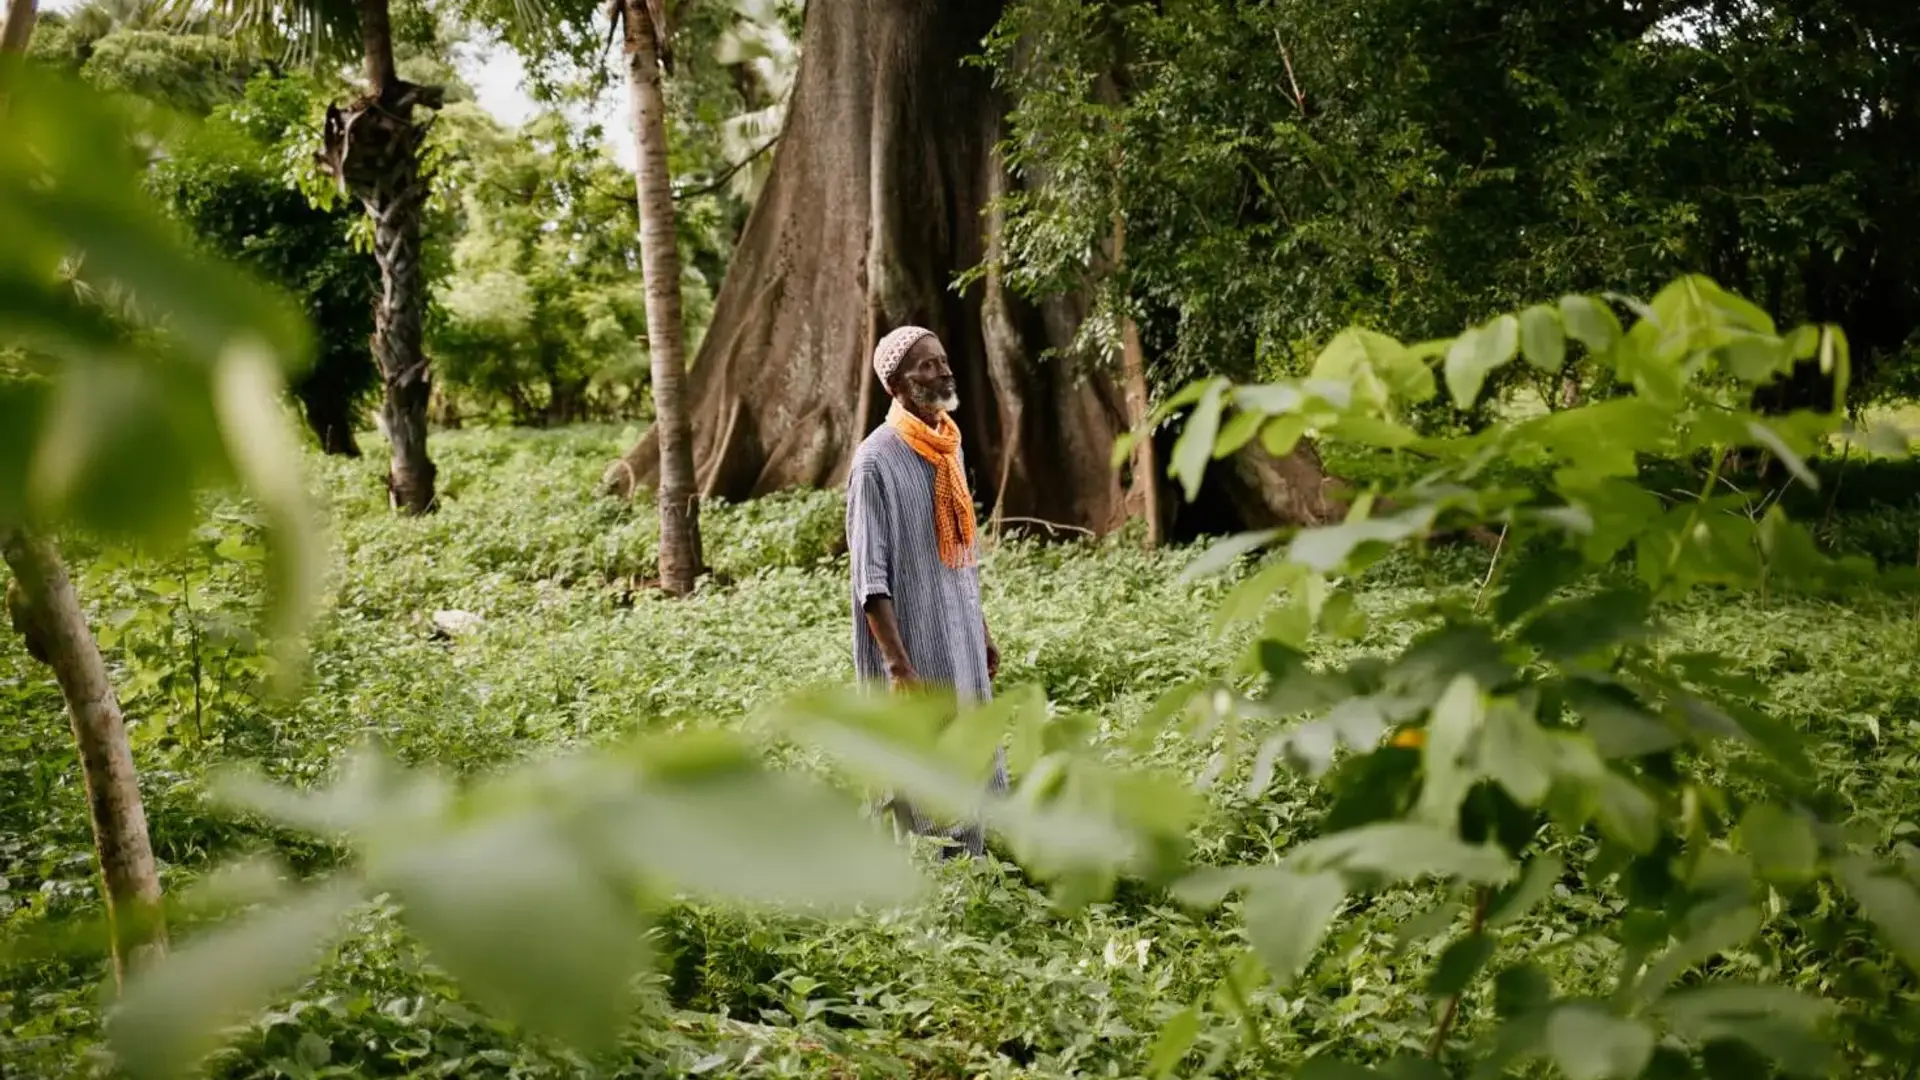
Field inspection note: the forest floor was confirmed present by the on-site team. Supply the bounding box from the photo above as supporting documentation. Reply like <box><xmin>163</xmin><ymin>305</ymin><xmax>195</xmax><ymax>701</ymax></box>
<box><xmin>5</xmin><ymin>427</ymin><xmax>1920</xmax><ymax>1078</ymax></box>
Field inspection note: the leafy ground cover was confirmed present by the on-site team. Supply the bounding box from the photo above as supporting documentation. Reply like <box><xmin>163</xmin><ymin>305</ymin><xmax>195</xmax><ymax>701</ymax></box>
<box><xmin>5</xmin><ymin>426</ymin><xmax>1920</xmax><ymax>1078</ymax></box>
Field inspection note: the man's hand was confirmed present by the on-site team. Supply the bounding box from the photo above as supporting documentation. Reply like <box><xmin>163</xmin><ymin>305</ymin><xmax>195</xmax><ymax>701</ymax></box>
<box><xmin>887</xmin><ymin>658</ymin><xmax>921</xmax><ymax>688</ymax></box>
<box><xmin>985</xmin><ymin>629</ymin><xmax>1000</xmax><ymax>681</ymax></box>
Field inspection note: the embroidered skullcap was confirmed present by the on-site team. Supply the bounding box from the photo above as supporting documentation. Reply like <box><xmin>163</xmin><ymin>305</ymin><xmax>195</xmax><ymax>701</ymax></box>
<box><xmin>873</xmin><ymin>325</ymin><xmax>936</xmax><ymax>386</ymax></box>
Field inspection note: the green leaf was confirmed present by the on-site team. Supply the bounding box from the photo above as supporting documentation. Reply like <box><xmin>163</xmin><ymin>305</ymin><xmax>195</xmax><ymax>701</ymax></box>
<box><xmin>1393</xmin><ymin>900</ymin><xmax>1463</xmax><ymax>953</ymax></box>
<box><xmin>1494</xmin><ymin>963</ymin><xmax>1554</xmax><ymax>1018</ymax></box>
<box><xmin>1834</xmin><ymin>856</ymin><xmax>1920</xmax><ymax>976</ymax></box>
<box><xmin>1171</xmin><ymin>379</ymin><xmax>1229</xmax><ymax>501</ymax></box>
<box><xmin>1261</xmin><ymin>413</ymin><xmax>1310</xmax><ymax>457</ymax></box>
<box><xmin>1480</xmin><ymin>701</ymin><xmax>1555</xmax><ymax>807</ymax></box>
<box><xmin>1289</xmin><ymin>504</ymin><xmax>1439</xmax><ymax>573</ymax></box>
<box><xmin>1656</xmin><ymin>985</ymin><xmax>1835</xmax><ymax>1077</ymax></box>
<box><xmin>1520</xmin><ymin>589</ymin><xmax>1651</xmax><ymax>662</ymax></box>
<box><xmin>1428</xmin><ymin>932</ymin><xmax>1496</xmax><ymax>997</ymax></box>
<box><xmin>1546</xmin><ymin>1005</ymin><xmax>1654</xmax><ymax>1080</ymax></box>
<box><xmin>1213</xmin><ymin>408</ymin><xmax>1267</xmax><ymax>459</ymax></box>
<box><xmin>1594</xmin><ymin>771</ymin><xmax>1660</xmax><ymax>854</ymax></box>
<box><xmin>1297</xmin><ymin>1060</ymin><xmax>1385</xmax><ymax>1080</ymax></box>
<box><xmin>1486</xmin><ymin>854</ymin><xmax>1564</xmax><ymax>928</ymax></box>
<box><xmin>1564</xmin><ymin>680</ymin><xmax>1680</xmax><ymax>759</ymax></box>
<box><xmin>1519</xmin><ymin>305</ymin><xmax>1567</xmax><ymax>373</ymax></box>
<box><xmin>1736</xmin><ymin>804</ymin><xmax>1818</xmax><ymax>885</ymax></box>
<box><xmin>604</xmin><ymin>773</ymin><xmax>922</xmax><ymax>913</ymax></box>
<box><xmin>1560</xmin><ymin>295</ymin><xmax>1623</xmax><ymax>356</ymax></box>
<box><xmin>1445</xmin><ymin>316</ymin><xmax>1519</xmax><ymax>407</ymax></box>
<box><xmin>375</xmin><ymin>813</ymin><xmax>649</xmax><ymax>1050</ymax></box>
<box><xmin>1639</xmin><ymin>907</ymin><xmax>1762</xmax><ymax>996</ymax></box>
<box><xmin>1744</xmin><ymin>418</ymin><xmax>1817</xmax><ymax>490</ymax></box>
<box><xmin>1417</xmin><ymin>675</ymin><xmax>1485</xmax><ymax>824</ymax></box>
<box><xmin>1495</xmin><ymin>547</ymin><xmax>1585</xmax><ymax>625</ymax></box>
<box><xmin>1181</xmin><ymin>529</ymin><xmax>1283</xmax><ymax>582</ymax></box>
<box><xmin>109</xmin><ymin>882</ymin><xmax>362</xmax><ymax>1080</ymax></box>
<box><xmin>1287</xmin><ymin>822</ymin><xmax>1513</xmax><ymax>885</ymax></box>
<box><xmin>1215</xmin><ymin>560</ymin><xmax>1306</xmax><ymax>631</ymax></box>
<box><xmin>1146</xmin><ymin>1005</ymin><xmax>1202</xmax><ymax>1077</ymax></box>
<box><xmin>1243</xmin><ymin>869</ymin><xmax>1347</xmax><ymax>986</ymax></box>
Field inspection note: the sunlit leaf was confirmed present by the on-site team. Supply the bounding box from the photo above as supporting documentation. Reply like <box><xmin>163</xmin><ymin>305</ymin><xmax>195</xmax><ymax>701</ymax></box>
<box><xmin>110</xmin><ymin>882</ymin><xmax>363</xmax><ymax>1080</ymax></box>
<box><xmin>1146</xmin><ymin>1005</ymin><xmax>1202</xmax><ymax>1077</ymax></box>
<box><xmin>1181</xmin><ymin>529</ymin><xmax>1282</xmax><ymax>582</ymax></box>
<box><xmin>374</xmin><ymin>813</ymin><xmax>650</xmax><ymax>1050</ymax></box>
<box><xmin>1445</xmin><ymin>315</ymin><xmax>1519</xmax><ymax>407</ymax></box>
<box><xmin>1171</xmin><ymin>378</ymin><xmax>1228</xmax><ymax>501</ymax></box>
<box><xmin>1744</xmin><ymin>418</ymin><xmax>1817</xmax><ymax>490</ymax></box>
<box><xmin>1518</xmin><ymin>305</ymin><xmax>1566</xmax><ymax>373</ymax></box>
<box><xmin>1243</xmin><ymin>869</ymin><xmax>1347</xmax><ymax>986</ymax></box>
<box><xmin>1287</xmin><ymin>822</ymin><xmax>1513</xmax><ymax>885</ymax></box>
<box><xmin>602</xmin><ymin>773</ymin><xmax>921</xmax><ymax>912</ymax></box>
<box><xmin>1290</xmin><ymin>504</ymin><xmax>1438</xmax><ymax>573</ymax></box>
<box><xmin>1559</xmin><ymin>295</ymin><xmax>1622</xmax><ymax>356</ymax></box>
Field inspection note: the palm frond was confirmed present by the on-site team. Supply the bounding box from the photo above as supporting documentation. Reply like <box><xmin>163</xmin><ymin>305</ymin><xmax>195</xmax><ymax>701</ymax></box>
<box><xmin>156</xmin><ymin>0</ymin><xmax>359</xmax><ymax>69</ymax></box>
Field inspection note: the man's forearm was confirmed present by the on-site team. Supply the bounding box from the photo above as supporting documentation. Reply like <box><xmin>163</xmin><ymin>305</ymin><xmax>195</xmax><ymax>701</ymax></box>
<box><xmin>862</xmin><ymin>595</ymin><xmax>916</xmax><ymax>682</ymax></box>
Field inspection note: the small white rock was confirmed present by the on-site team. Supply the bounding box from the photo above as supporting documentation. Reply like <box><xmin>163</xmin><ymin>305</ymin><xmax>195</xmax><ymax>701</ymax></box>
<box><xmin>431</xmin><ymin>610</ymin><xmax>484</xmax><ymax>638</ymax></box>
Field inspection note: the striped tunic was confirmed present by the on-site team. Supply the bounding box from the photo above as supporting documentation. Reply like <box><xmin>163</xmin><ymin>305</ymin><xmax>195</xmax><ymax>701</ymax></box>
<box><xmin>847</xmin><ymin>425</ymin><xmax>1009</xmax><ymax>854</ymax></box>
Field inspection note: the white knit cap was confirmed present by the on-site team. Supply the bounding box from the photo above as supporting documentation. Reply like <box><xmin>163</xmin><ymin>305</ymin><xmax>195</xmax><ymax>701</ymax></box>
<box><xmin>873</xmin><ymin>325</ymin><xmax>936</xmax><ymax>385</ymax></box>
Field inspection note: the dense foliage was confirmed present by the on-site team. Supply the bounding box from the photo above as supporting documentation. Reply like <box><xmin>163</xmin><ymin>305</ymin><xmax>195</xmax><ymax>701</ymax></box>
<box><xmin>987</xmin><ymin>0</ymin><xmax>1920</xmax><ymax>413</ymax></box>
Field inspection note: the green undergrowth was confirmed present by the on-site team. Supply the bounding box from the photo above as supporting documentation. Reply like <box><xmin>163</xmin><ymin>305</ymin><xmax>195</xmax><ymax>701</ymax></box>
<box><xmin>5</xmin><ymin>427</ymin><xmax>1920</xmax><ymax>1077</ymax></box>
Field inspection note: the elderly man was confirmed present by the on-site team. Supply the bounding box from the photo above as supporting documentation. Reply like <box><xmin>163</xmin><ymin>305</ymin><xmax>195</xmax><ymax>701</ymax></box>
<box><xmin>847</xmin><ymin>325</ymin><xmax>1009</xmax><ymax>858</ymax></box>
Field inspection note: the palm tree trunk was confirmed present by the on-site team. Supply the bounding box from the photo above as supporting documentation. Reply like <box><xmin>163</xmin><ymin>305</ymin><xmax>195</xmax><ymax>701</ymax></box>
<box><xmin>357</xmin><ymin>0</ymin><xmax>398</xmax><ymax>93</ymax></box>
<box><xmin>2</xmin><ymin>528</ymin><xmax>166</xmax><ymax>985</ymax></box>
<box><xmin>622</xmin><ymin>0</ymin><xmax>702</xmax><ymax>595</ymax></box>
<box><xmin>318</xmin><ymin>0</ymin><xmax>440</xmax><ymax>513</ymax></box>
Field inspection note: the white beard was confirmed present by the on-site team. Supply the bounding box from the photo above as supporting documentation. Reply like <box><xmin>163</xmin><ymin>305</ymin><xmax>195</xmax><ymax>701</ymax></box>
<box><xmin>936</xmin><ymin>392</ymin><xmax>961</xmax><ymax>414</ymax></box>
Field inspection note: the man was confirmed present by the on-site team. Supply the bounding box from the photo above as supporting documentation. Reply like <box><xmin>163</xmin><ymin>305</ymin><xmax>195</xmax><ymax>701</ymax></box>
<box><xmin>847</xmin><ymin>325</ymin><xmax>1008</xmax><ymax>858</ymax></box>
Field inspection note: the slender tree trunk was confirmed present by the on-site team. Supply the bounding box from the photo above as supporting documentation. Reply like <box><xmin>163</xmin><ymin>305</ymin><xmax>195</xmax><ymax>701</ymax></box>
<box><xmin>316</xmin><ymin>0</ymin><xmax>441</xmax><ymax>513</ymax></box>
<box><xmin>623</xmin><ymin>0</ymin><xmax>702</xmax><ymax>595</ymax></box>
<box><xmin>357</xmin><ymin>0</ymin><xmax>398</xmax><ymax>93</ymax></box>
<box><xmin>1</xmin><ymin>0</ymin><xmax>36</xmax><ymax>55</ymax></box>
<box><xmin>1110</xmin><ymin>204</ymin><xmax>1163</xmax><ymax>547</ymax></box>
<box><xmin>2</xmin><ymin>529</ymin><xmax>166</xmax><ymax>985</ymax></box>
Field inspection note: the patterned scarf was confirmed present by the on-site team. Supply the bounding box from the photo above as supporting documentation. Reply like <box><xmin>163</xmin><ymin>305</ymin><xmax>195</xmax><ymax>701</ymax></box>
<box><xmin>887</xmin><ymin>401</ymin><xmax>976</xmax><ymax>569</ymax></box>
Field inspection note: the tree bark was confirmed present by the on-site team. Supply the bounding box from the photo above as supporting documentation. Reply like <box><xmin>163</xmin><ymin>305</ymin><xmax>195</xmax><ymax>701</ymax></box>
<box><xmin>600</xmin><ymin>0</ymin><xmax>1332</xmax><ymax>537</ymax></box>
<box><xmin>1</xmin><ymin>0</ymin><xmax>36</xmax><ymax>55</ymax></box>
<box><xmin>2</xmin><ymin>528</ymin><xmax>166</xmax><ymax>986</ymax></box>
<box><xmin>1110</xmin><ymin>201</ymin><xmax>1163</xmax><ymax>546</ymax></box>
<box><xmin>622</xmin><ymin>0</ymin><xmax>703</xmax><ymax>595</ymax></box>
<box><xmin>316</xmin><ymin>0</ymin><xmax>441</xmax><ymax>513</ymax></box>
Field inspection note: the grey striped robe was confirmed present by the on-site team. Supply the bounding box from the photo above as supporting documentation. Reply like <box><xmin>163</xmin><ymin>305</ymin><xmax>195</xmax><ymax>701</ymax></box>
<box><xmin>847</xmin><ymin>424</ymin><xmax>1010</xmax><ymax>857</ymax></box>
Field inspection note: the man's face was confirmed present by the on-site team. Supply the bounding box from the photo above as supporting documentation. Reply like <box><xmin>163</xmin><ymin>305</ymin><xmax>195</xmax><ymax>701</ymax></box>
<box><xmin>894</xmin><ymin>336</ymin><xmax>960</xmax><ymax>415</ymax></box>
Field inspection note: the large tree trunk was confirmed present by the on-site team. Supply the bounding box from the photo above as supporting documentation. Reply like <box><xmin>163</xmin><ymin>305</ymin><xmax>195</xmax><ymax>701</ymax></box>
<box><xmin>601</xmin><ymin>0</ymin><xmax>1333</xmax><ymax>537</ymax></box>
<box><xmin>2</xmin><ymin>529</ymin><xmax>166</xmax><ymax>985</ymax></box>
<box><xmin>622</xmin><ymin>0</ymin><xmax>703</xmax><ymax>595</ymax></box>
<box><xmin>1</xmin><ymin>0</ymin><xmax>36</xmax><ymax>55</ymax></box>
<box><xmin>316</xmin><ymin>0</ymin><xmax>441</xmax><ymax>513</ymax></box>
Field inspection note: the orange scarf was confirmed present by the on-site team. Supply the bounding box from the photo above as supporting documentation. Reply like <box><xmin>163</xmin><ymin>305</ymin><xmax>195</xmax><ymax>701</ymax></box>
<box><xmin>888</xmin><ymin>401</ymin><xmax>977</xmax><ymax>569</ymax></box>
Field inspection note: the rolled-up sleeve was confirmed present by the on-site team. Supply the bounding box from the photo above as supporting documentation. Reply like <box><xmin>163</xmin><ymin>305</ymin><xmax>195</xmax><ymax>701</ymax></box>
<box><xmin>848</xmin><ymin>462</ymin><xmax>891</xmax><ymax>604</ymax></box>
